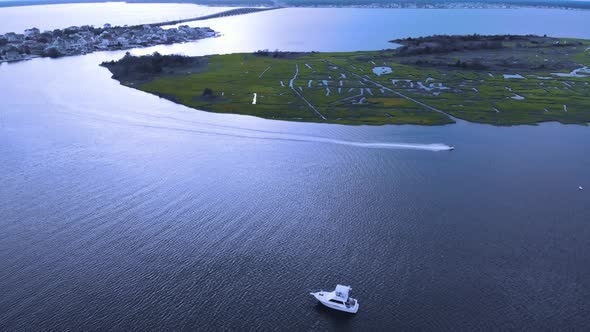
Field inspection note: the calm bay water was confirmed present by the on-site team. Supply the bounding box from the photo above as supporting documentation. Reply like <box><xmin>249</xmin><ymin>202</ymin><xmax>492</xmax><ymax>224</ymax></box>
<box><xmin>1</xmin><ymin>5</ymin><xmax>590</xmax><ymax>330</ymax></box>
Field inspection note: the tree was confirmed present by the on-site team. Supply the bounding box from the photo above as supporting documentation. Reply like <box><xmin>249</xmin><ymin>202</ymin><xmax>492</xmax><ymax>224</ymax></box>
<box><xmin>43</xmin><ymin>47</ymin><xmax>60</xmax><ymax>58</ymax></box>
<box><xmin>202</xmin><ymin>88</ymin><xmax>214</xmax><ymax>98</ymax></box>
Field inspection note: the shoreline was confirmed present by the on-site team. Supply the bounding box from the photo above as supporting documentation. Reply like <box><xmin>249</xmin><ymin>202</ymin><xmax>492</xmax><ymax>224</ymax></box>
<box><xmin>1</xmin><ymin>1</ymin><xmax>589</xmax><ymax>11</ymax></box>
<box><xmin>0</xmin><ymin>24</ymin><xmax>216</xmax><ymax>64</ymax></box>
<box><xmin>0</xmin><ymin>7</ymin><xmax>280</xmax><ymax>63</ymax></box>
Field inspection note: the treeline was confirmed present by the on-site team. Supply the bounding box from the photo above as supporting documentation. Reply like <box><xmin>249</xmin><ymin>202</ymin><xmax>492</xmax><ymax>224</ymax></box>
<box><xmin>396</xmin><ymin>34</ymin><xmax>539</xmax><ymax>43</ymax></box>
<box><xmin>101</xmin><ymin>52</ymin><xmax>197</xmax><ymax>79</ymax></box>
<box><xmin>410</xmin><ymin>58</ymin><xmax>489</xmax><ymax>70</ymax></box>
<box><xmin>253</xmin><ymin>49</ymin><xmax>317</xmax><ymax>58</ymax></box>
<box><xmin>392</xmin><ymin>34</ymin><xmax>533</xmax><ymax>55</ymax></box>
<box><xmin>399</xmin><ymin>41</ymin><xmax>502</xmax><ymax>55</ymax></box>
<box><xmin>254</xmin><ymin>49</ymin><xmax>286</xmax><ymax>58</ymax></box>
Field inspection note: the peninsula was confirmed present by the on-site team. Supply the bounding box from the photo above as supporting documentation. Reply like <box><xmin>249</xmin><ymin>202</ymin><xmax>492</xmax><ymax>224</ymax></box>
<box><xmin>0</xmin><ymin>24</ymin><xmax>215</xmax><ymax>63</ymax></box>
<box><xmin>102</xmin><ymin>35</ymin><xmax>590</xmax><ymax>126</ymax></box>
<box><xmin>0</xmin><ymin>7</ymin><xmax>283</xmax><ymax>63</ymax></box>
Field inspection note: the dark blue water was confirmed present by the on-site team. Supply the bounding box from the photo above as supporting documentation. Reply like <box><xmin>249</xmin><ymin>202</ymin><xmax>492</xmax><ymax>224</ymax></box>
<box><xmin>1</xmin><ymin>6</ymin><xmax>590</xmax><ymax>330</ymax></box>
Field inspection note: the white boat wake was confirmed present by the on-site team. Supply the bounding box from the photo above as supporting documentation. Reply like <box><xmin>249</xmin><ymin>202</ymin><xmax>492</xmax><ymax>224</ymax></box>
<box><xmin>290</xmin><ymin>136</ymin><xmax>453</xmax><ymax>151</ymax></box>
<box><xmin>46</xmin><ymin>87</ymin><xmax>454</xmax><ymax>152</ymax></box>
<box><xmin>325</xmin><ymin>140</ymin><xmax>453</xmax><ymax>151</ymax></box>
<box><xmin>241</xmin><ymin>133</ymin><xmax>454</xmax><ymax>151</ymax></box>
<box><xmin>122</xmin><ymin>120</ymin><xmax>455</xmax><ymax>152</ymax></box>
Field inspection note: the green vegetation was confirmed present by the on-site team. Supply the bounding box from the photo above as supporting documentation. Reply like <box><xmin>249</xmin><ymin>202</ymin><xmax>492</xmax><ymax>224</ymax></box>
<box><xmin>103</xmin><ymin>35</ymin><xmax>590</xmax><ymax>126</ymax></box>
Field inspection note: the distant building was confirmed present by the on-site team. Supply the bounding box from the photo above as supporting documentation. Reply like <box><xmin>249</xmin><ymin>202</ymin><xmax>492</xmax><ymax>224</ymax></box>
<box><xmin>24</xmin><ymin>28</ymin><xmax>40</xmax><ymax>37</ymax></box>
<box><xmin>4</xmin><ymin>32</ymin><xmax>20</xmax><ymax>42</ymax></box>
<box><xmin>5</xmin><ymin>49</ymin><xmax>21</xmax><ymax>61</ymax></box>
<box><xmin>64</xmin><ymin>26</ymin><xmax>80</xmax><ymax>34</ymax></box>
<box><xmin>23</xmin><ymin>40</ymin><xmax>45</xmax><ymax>54</ymax></box>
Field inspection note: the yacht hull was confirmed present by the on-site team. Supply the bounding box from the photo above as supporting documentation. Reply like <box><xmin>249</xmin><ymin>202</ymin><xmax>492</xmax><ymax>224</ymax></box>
<box><xmin>310</xmin><ymin>292</ymin><xmax>359</xmax><ymax>314</ymax></box>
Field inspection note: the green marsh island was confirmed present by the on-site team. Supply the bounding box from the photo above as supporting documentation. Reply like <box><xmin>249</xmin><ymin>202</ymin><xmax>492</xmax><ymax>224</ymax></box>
<box><xmin>102</xmin><ymin>35</ymin><xmax>590</xmax><ymax>125</ymax></box>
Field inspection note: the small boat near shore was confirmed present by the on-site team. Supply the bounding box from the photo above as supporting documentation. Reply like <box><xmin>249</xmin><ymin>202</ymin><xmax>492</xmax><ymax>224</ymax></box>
<box><xmin>310</xmin><ymin>284</ymin><xmax>359</xmax><ymax>313</ymax></box>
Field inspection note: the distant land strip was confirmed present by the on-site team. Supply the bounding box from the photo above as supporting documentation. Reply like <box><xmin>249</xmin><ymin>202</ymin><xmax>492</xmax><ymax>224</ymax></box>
<box><xmin>2</xmin><ymin>0</ymin><xmax>590</xmax><ymax>11</ymax></box>
<box><xmin>151</xmin><ymin>7</ymin><xmax>281</xmax><ymax>27</ymax></box>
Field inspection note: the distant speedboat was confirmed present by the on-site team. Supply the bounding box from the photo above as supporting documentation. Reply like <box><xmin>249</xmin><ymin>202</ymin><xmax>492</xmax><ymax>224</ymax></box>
<box><xmin>310</xmin><ymin>284</ymin><xmax>359</xmax><ymax>313</ymax></box>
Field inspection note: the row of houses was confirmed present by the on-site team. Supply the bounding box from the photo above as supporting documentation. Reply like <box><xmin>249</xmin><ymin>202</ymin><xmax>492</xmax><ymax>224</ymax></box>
<box><xmin>0</xmin><ymin>24</ymin><xmax>216</xmax><ymax>63</ymax></box>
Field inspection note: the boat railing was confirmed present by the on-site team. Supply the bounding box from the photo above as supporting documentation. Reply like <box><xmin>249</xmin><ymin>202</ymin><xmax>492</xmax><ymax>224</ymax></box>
<box><xmin>345</xmin><ymin>298</ymin><xmax>356</xmax><ymax>307</ymax></box>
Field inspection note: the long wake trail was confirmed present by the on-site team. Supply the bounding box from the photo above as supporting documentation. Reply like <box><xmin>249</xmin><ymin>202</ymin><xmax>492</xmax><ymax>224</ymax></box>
<box><xmin>317</xmin><ymin>139</ymin><xmax>453</xmax><ymax>151</ymax></box>
<box><xmin>129</xmin><ymin>122</ymin><xmax>455</xmax><ymax>152</ymax></box>
<box><xmin>47</xmin><ymin>89</ymin><xmax>453</xmax><ymax>152</ymax></box>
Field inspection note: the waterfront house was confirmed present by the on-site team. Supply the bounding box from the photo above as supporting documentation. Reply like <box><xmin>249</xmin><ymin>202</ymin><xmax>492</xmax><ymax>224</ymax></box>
<box><xmin>23</xmin><ymin>40</ymin><xmax>45</xmax><ymax>54</ymax></box>
<box><xmin>5</xmin><ymin>32</ymin><xmax>22</xmax><ymax>42</ymax></box>
<box><xmin>5</xmin><ymin>49</ymin><xmax>22</xmax><ymax>61</ymax></box>
<box><xmin>64</xmin><ymin>26</ymin><xmax>80</xmax><ymax>34</ymax></box>
<box><xmin>24</xmin><ymin>28</ymin><xmax>40</xmax><ymax>37</ymax></box>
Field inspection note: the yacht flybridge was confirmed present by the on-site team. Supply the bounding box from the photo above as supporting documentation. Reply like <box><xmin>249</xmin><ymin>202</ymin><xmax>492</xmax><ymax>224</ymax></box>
<box><xmin>310</xmin><ymin>284</ymin><xmax>359</xmax><ymax>313</ymax></box>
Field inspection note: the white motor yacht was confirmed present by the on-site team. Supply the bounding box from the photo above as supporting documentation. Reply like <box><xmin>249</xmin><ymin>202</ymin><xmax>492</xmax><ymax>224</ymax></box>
<box><xmin>310</xmin><ymin>284</ymin><xmax>359</xmax><ymax>313</ymax></box>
